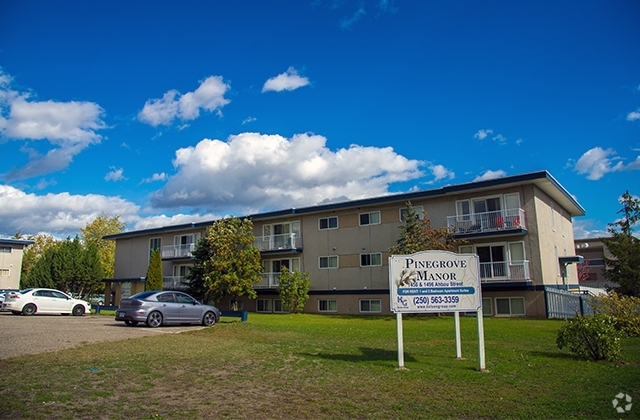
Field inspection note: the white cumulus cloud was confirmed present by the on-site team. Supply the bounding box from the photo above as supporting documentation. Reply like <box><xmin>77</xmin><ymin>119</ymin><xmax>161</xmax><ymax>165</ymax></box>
<box><xmin>0</xmin><ymin>69</ymin><xmax>106</xmax><ymax>181</ymax></box>
<box><xmin>474</xmin><ymin>129</ymin><xmax>493</xmax><ymax>140</ymax></box>
<box><xmin>428</xmin><ymin>163</ymin><xmax>455</xmax><ymax>182</ymax></box>
<box><xmin>627</xmin><ymin>109</ymin><xmax>640</xmax><ymax>121</ymax></box>
<box><xmin>262</xmin><ymin>68</ymin><xmax>310</xmax><ymax>92</ymax></box>
<box><xmin>138</xmin><ymin>76</ymin><xmax>230</xmax><ymax>127</ymax></box>
<box><xmin>574</xmin><ymin>147</ymin><xmax>624</xmax><ymax>180</ymax></box>
<box><xmin>150</xmin><ymin>132</ymin><xmax>424</xmax><ymax>213</ymax></box>
<box><xmin>473</xmin><ymin>170</ymin><xmax>507</xmax><ymax>182</ymax></box>
<box><xmin>104</xmin><ymin>167</ymin><xmax>126</xmax><ymax>182</ymax></box>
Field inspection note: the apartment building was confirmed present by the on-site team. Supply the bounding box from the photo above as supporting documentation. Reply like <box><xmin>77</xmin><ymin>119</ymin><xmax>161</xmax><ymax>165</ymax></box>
<box><xmin>104</xmin><ymin>170</ymin><xmax>585</xmax><ymax>318</ymax></box>
<box><xmin>0</xmin><ymin>238</ymin><xmax>34</xmax><ymax>290</ymax></box>
<box><xmin>574</xmin><ymin>237</ymin><xmax>614</xmax><ymax>290</ymax></box>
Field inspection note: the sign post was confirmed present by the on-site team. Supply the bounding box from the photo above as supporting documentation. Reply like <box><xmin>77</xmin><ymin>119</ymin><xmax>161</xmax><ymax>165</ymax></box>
<box><xmin>389</xmin><ymin>250</ymin><xmax>486</xmax><ymax>371</ymax></box>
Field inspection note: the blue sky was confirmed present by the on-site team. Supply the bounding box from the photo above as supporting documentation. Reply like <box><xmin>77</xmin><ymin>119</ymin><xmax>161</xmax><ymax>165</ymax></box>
<box><xmin>0</xmin><ymin>0</ymin><xmax>639</xmax><ymax>239</ymax></box>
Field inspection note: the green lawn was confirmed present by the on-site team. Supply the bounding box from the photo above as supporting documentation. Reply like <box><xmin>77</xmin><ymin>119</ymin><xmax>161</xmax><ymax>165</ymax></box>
<box><xmin>1</xmin><ymin>314</ymin><xmax>638</xmax><ymax>419</ymax></box>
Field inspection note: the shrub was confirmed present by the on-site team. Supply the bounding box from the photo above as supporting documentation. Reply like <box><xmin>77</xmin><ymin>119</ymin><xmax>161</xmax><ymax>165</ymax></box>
<box><xmin>556</xmin><ymin>314</ymin><xmax>622</xmax><ymax>361</ymax></box>
<box><xmin>589</xmin><ymin>291</ymin><xmax>640</xmax><ymax>337</ymax></box>
<box><xmin>277</xmin><ymin>266</ymin><xmax>310</xmax><ymax>313</ymax></box>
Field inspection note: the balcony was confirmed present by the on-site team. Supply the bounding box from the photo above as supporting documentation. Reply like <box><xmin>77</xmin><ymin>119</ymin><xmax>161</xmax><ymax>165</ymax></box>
<box><xmin>480</xmin><ymin>260</ymin><xmax>530</xmax><ymax>282</ymax></box>
<box><xmin>254</xmin><ymin>272</ymin><xmax>280</xmax><ymax>289</ymax></box>
<box><xmin>163</xmin><ymin>276</ymin><xmax>188</xmax><ymax>290</ymax></box>
<box><xmin>253</xmin><ymin>233</ymin><xmax>302</xmax><ymax>252</ymax></box>
<box><xmin>447</xmin><ymin>209</ymin><xmax>525</xmax><ymax>236</ymax></box>
<box><xmin>161</xmin><ymin>244</ymin><xmax>196</xmax><ymax>259</ymax></box>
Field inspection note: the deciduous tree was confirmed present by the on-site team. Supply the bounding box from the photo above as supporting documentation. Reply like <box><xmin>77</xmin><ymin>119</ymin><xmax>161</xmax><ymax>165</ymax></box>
<box><xmin>186</xmin><ymin>217</ymin><xmax>262</xmax><ymax>309</ymax></box>
<box><xmin>277</xmin><ymin>266</ymin><xmax>310</xmax><ymax>313</ymax></box>
<box><xmin>80</xmin><ymin>212</ymin><xmax>126</xmax><ymax>279</ymax></box>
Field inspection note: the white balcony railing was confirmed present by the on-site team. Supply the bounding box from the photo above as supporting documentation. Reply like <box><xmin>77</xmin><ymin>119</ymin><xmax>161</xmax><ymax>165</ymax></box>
<box><xmin>447</xmin><ymin>209</ymin><xmax>525</xmax><ymax>235</ymax></box>
<box><xmin>254</xmin><ymin>272</ymin><xmax>280</xmax><ymax>289</ymax></box>
<box><xmin>253</xmin><ymin>233</ymin><xmax>301</xmax><ymax>252</ymax></box>
<box><xmin>480</xmin><ymin>260</ymin><xmax>530</xmax><ymax>282</ymax></box>
<box><xmin>162</xmin><ymin>276</ymin><xmax>189</xmax><ymax>290</ymax></box>
<box><xmin>161</xmin><ymin>244</ymin><xmax>196</xmax><ymax>259</ymax></box>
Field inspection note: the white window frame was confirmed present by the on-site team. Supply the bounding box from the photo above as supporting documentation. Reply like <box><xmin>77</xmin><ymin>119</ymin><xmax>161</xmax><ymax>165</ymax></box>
<box><xmin>360</xmin><ymin>253</ymin><xmax>382</xmax><ymax>267</ymax></box>
<box><xmin>359</xmin><ymin>299</ymin><xmax>382</xmax><ymax>313</ymax></box>
<box><xmin>319</xmin><ymin>255</ymin><xmax>339</xmax><ymax>269</ymax></box>
<box><xmin>172</xmin><ymin>264</ymin><xmax>191</xmax><ymax>277</ymax></box>
<box><xmin>482</xmin><ymin>297</ymin><xmax>493</xmax><ymax>316</ymax></box>
<box><xmin>318</xmin><ymin>299</ymin><xmax>337</xmax><ymax>312</ymax></box>
<box><xmin>495</xmin><ymin>297</ymin><xmax>526</xmax><ymax>316</ymax></box>
<box><xmin>359</xmin><ymin>211</ymin><xmax>380</xmax><ymax>226</ymax></box>
<box><xmin>400</xmin><ymin>205</ymin><xmax>425</xmax><ymax>221</ymax></box>
<box><xmin>257</xmin><ymin>299</ymin><xmax>272</xmax><ymax>313</ymax></box>
<box><xmin>174</xmin><ymin>233</ymin><xmax>201</xmax><ymax>246</ymax></box>
<box><xmin>318</xmin><ymin>216</ymin><xmax>338</xmax><ymax>230</ymax></box>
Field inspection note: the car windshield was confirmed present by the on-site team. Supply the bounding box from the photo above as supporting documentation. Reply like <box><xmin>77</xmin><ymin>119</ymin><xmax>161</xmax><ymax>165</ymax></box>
<box><xmin>129</xmin><ymin>291</ymin><xmax>157</xmax><ymax>300</ymax></box>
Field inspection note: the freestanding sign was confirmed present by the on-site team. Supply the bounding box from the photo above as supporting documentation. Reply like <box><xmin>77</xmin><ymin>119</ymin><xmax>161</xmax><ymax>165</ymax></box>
<box><xmin>389</xmin><ymin>250</ymin><xmax>486</xmax><ymax>371</ymax></box>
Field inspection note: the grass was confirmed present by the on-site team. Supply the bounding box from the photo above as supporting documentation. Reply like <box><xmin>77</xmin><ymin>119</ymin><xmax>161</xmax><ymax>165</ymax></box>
<box><xmin>0</xmin><ymin>314</ymin><xmax>639</xmax><ymax>419</ymax></box>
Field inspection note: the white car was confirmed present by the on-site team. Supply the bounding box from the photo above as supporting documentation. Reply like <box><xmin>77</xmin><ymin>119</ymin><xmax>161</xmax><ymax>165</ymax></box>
<box><xmin>2</xmin><ymin>288</ymin><xmax>92</xmax><ymax>316</ymax></box>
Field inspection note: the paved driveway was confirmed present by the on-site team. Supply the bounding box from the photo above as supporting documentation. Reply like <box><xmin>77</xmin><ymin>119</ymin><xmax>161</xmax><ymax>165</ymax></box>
<box><xmin>0</xmin><ymin>312</ymin><xmax>206</xmax><ymax>359</ymax></box>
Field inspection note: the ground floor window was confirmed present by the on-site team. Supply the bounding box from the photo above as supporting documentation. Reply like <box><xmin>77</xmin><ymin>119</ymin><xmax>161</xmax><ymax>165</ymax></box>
<box><xmin>359</xmin><ymin>299</ymin><xmax>381</xmax><ymax>313</ymax></box>
<box><xmin>318</xmin><ymin>299</ymin><xmax>337</xmax><ymax>312</ymax></box>
<box><xmin>482</xmin><ymin>297</ymin><xmax>492</xmax><ymax>316</ymax></box>
<box><xmin>273</xmin><ymin>299</ymin><xmax>289</xmax><ymax>313</ymax></box>
<box><xmin>257</xmin><ymin>299</ymin><xmax>273</xmax><ymax>313</ymax></box>
<box><xmin>229</xmin><ymin>299</ymin><xmax>244</xmax><ymax>311</ymax></box>
<box><xmin>0</xmin><ymin>268</ymin><xmax>9</xmax><ymax>276</ymax></box>
<box><xmin>495</xmin><ymin>297</ymin><xmax>525</xmax><ymax>315</ymax></box>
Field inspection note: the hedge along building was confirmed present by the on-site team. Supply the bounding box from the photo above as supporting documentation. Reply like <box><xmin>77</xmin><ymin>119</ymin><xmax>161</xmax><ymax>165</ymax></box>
<box><xmin>103</xmin><ymin>170</ymin><xmax>585</xmax><ymax>318</ymax></box>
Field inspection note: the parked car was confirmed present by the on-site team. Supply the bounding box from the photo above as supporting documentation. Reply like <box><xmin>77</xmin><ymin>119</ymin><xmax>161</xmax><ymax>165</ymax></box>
<box><xmin>115</xmin><ymin>291</ymin><xmax>220</xmax><ymax>328</ymax></box>
<box><xmin>0</xmin><ymin>289</ymin><xmax>19</xmax><ymax>309</ymax></box>
<box><xmin>2</xmin><ymin>288</ymin><xmax>92</xmax><ymax>316</ymax></box>
<box><xmin>83</xmin><ymin>294</ymin><xmax>105</xmax><ymax>306</ymax></box>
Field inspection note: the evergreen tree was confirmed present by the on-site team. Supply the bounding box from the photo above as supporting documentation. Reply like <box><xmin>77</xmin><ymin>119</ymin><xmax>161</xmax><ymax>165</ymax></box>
<box><xmin>602</xmin><ymin>191</ymin><xmax>640</xmax><ymax>297</ymax></box>
<box><xmin>389</xmin><ymin>201</ymin><xmax>465</xmax><ymax>254</ymax></box>
<box><xmin>145</xmin><ymin>249</ymin><xmax>164</xmax><ymax>291</ymax></box>
<box><xmin>277</xmin><ymin>266</ymin><xmax>310</xmax><ymax>313</ymax></box>
<box><xmin>186</xmin><ymin>217</ymin><xmax>262</xmax><ymax>308</ymax></box>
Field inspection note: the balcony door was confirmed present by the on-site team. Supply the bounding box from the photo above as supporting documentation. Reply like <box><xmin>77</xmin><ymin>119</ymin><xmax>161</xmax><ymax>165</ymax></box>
<box><xmin>263</xmin><ymin>221</ymin><xmax>300</xmax><ymax>249</ymax></box>
<box><xmin>476</xmin><ymin>245</ymin><xmax>506</xmax><ymax>279</ymax></box>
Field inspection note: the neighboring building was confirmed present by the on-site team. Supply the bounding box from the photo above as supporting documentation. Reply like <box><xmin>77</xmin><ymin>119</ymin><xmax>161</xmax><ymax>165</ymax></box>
<box><xmin>0</xmin><ymin>238</ymin><xmax>34</xmax><ymax>290</ymax></box>
<box><xmin>574</xmin><ymin>237</ymin><xmax>614</xmax><ymax>290</ymax></box>
<box><xmin>104</xmin><ymin>170</ymin><xmax>585</xmax><ymax>318</ymax></box>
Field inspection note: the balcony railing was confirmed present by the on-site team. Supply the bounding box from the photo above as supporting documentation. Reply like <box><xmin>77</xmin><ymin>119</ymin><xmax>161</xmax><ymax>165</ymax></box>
<box><xmin>163</xmin><ymin>276</ymin><xmax>189</xmax><ymax>290</ymax></box>
<box><xmin>480</xmin><ymin>260</ymin><xmax>530</xmax><ymax>282</ymax></box>
<box><xmin>253</xmin><ymin>233</ymin><xmax>301</xmax><ymax>252</ymax></box>
<box><xmin>447</xmin><ymin>209</ymin><xmax>525</xmax><ymax>235</ymax></box>
<box><xmin>161</xmin><ymin>244</ymin><xmax>196</xmax><ymax>259</ymax></box>
<box><xmin>254</xmin><ymin>272</ymin><xmax>280</xmax><ymax>289</ymax></box>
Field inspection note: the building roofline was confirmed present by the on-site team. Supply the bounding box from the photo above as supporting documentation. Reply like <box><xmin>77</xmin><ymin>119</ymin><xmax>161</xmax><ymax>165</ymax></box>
<box><xmin>104</xmin><ymin>170</ymin><xmax>585</xmax><ymax>240</ymax></box>
<box><xmin>0</xmin><ymin>238</ymin><xmax>35</xmax><ymax>246</ymax></box>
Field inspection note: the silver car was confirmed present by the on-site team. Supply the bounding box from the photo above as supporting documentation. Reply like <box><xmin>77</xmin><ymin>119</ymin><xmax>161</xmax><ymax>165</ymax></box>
<box><xmin>115</xmin><ymin>291</ymin><xmax>220</xmax><ymax>328</ymax></box>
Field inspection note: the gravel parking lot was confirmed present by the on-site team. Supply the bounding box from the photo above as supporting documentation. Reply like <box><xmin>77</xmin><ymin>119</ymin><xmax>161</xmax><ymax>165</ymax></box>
<box><xmin>0</xmin><ymin>311</ymin><xmax>206</xmax><ymax>359</ymax></box>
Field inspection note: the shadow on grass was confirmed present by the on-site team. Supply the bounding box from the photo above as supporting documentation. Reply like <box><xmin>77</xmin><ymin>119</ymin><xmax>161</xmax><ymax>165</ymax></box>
<box><xmin>528</xmin><ymin>350</ymin><xmax>583</xmax><ymax>361</ymax></box>
<box><xmin>304</xmin><ymin>347</ymin><xmax>417</xmax><ymax>363</ymax></box>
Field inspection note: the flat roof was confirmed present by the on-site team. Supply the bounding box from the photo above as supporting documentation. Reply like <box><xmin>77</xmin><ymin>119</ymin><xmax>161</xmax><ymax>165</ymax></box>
<box><xmin>104</xmin><ymin>170</ymin><xmax>585</xmax><ymax>240</ymax></box>
<box><xmin>0</xmin><ymin>238</ymin><xmax>35</xmax><ymax>246</ymax></box>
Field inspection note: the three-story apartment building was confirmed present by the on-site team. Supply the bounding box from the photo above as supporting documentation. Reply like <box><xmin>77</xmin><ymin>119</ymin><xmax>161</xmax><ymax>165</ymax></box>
<box><xmin>104</xmin><ymin>170</ymin><xmax>585</xmax><ymax>317</ymax></box>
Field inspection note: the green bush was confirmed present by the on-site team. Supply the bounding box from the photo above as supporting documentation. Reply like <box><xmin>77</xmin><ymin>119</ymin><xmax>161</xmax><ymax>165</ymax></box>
<box><xmin>276</xmin><ymin>266</ymin><xmax>310</xmax><ymax>313</ymax></box>
<box><xmin>556</xmin><ymin>314</ymin><xmax>622</xmax><ymax>361</ymax></box>
<box><xmin>590</xmin><ymin>291</ymin><xmax>640</xmax><ymax>337</ymax></box>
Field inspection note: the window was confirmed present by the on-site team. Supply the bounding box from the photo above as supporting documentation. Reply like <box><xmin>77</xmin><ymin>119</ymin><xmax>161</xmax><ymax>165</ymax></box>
<box><xmin>175</xmin><ymin>293</ymin><xmax>195</xmax><ymax>304</ymax></box>
<box><xmin>359</xmin><ymin>299</ymin><xmax>381</xmax><ymax>313</ymax></box>
<box><xmin>495</xmin><ymin>297</ymin><xmax>525</xmax><ymax>315</ymax></box>
<box><xmin>157</xmin><ymin>293</ymin><xmax>175</xmax><ymax>303</ymax></box>
<box><xmin>274</xmin><ymin>299</ymin><xmax>289</xmax><ymax>313</ymax></box>
<box><xmin>257</xmin><ymin>299</ymin><xmax>272</xmax><ymax>312</ymax></box>
<box><xmin>173</xmin><ymin>265</ymin><xmax>191</xmax><ymax>277</ymax></box>
<box><xmin>360</xmin><ymin>253</ymin><xmax>382</xmax><ymax>267</ymax></box>
<box><xmin>477</xmin><ymin>245</ymin><xmax>506</xmax><ymax>278</ymax></box>
<box><xmin>262</xmin><ymin>221</ymin><xmax>300</xmax><ymax>249</ymax></box>
<box><xmin>0</xmin><ymin>268</ymin><xmax>9</xmax><ymax>276</ymax></box>
<box><xmin>0</xmin><ymin>246</ymin><xmax>12</xmax><ymax>253</ymax></box>
<box><xmin>262</xmin><ymin>258</ymin><xmax>300</xmax><ymax>287</ymax></box>
<box><xmin>174</xmin><ymin>233</ymin><xmax>200</xmax><ymax>246</ymax></box>
<box><xmin>229</xmin><ymin>300</ymin><xmax>244</xmax><ymax>310</ymax></box>
<box><xmin>359</xmin><ymin>211</ymin><xmax>380</xmax><ymax>226</ymax></box>
<box><xmin>551</xmin><ymin>201</ymin><xmax>556</xmax><ymax>231</ymax></box>
<box><xmin>318</xmin><ymin>299</ymin><xmax>337</xmax><ymax>312</ymax></box>
<box><xmin>482</xmin><ymin>297</ymin><xmax>492</xmax><ymax>316</ymax></box>
<box><xmin>319</xmin><ymin>216</ymin><xmax>338</xmax><ymax>230</ymax></box>
<box><xmin>588</xmin><ymin>258</ymin><xmax>605</xmax><ymax>267</ymax></box>
<box><xmin>149</xmin><ymin>238</ymin><xmax>161</xmax><ymax>255</ymax></box>
<box><xmin>400</xmin><ymin>205</ymin><xmax>425</xmax><ymax>221</ymax></box>
<box><xmin>319</xmin><ymin>256</ymin><xmax>338</xmax><ymax>269</ymax></box>
<box><xmin>455</xmin><ymin>201</ymin><xmax>470</xmax><ymax>221</ymax></box>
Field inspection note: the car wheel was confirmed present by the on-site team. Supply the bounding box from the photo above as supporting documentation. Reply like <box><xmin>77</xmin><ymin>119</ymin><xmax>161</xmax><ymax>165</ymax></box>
<box><xmin>202</xmin><ymin>311</ymin><xmax>217</xmax><ymax>327</ymax></box>
<box><xmin>146</xmin><ymin>311</ymin><xmax>163</xmax><ymax>328</ymax></box>
<box><xmin>124</xmin><ymin>320</ymin><xmax>139</xmax><ymax>326</ymax></box>
<box><xmin>22</xmin><ymin>303</ymin><xmax>37</xmax><ymax>316</ymax></box>
<box><xmin>72</xmin><ymin>305</ymin><xmax>85</xmax><ymax>316</ymax></box>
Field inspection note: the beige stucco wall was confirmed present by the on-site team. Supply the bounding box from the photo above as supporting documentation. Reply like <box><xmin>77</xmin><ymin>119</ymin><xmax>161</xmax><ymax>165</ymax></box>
<box><xmin>0</xmin><ymin>243</ymin><xmax>27</xmax><ymax>289</ymax></box>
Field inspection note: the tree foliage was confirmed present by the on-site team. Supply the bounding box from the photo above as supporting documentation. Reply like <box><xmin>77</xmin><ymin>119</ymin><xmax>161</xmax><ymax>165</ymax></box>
<box><xmin>389</xmin><ymin>201</ymin><xmax>465</xmax><ymax>255</ymax></box>
<box><xmin>145</xmin><ymin>249</ymin><xmax>163</xmax><ymax>291</ymax></box>
<box><xmin>590</xmin><ymin>291</ymin><xmax>640</xmax><ymax>337</ymax></box>
<box><xmin>602</xmin><ymin>191</ymin><xmax>640</xmax><ymax>297</ymax></box>
<box><xmin>24</xmin><ymin>236</ymin><xmax>104</xmax><ymax>296</ymax></box>
<box><xmin>277</xmin><ymin>266</ymin><xmax>310</xmax><ymax>313</ymax></box>
<box><xmin>19</xmin><ymin>233</ymin><xmax>58</xmax><ymax>284</ymax></box>
<box><xmin>80</xmin><ymin>212</ymin><xmax>125</xmax><ymax>279</ymax></box>
<box><xmin>556</xmin><ymin>314</ymin><xmax>622</xmax><ymax>361</ymax></box>
<box><xmin>186</xmin><ymin>217</ymin><xmax>262</xmax><ymax>309</ymax></box>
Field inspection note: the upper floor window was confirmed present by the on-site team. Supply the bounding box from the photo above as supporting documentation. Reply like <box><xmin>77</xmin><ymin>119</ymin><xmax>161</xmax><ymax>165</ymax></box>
<box><xmin>400</xmin><ymin>206</ymin><xmax>424</xmax><ymax>221</ymax></box>
<box><xmin>0</xmin><ymin>268</ymin><xmax>9</xmax><ymax>276</ymax></box>
<box><xmin>174</xmin><ymin>233</ymin><xmax>200</xmax><ymax>246</ymax></box>
<box><xmin>359</xmin><ymin>211</ymin><xmax>380</xmax><ymax>226</ymax></box>
<box><xmin>319</xmin><ymin>255</ymin><xmax>339</xmax><ymax>269</ymax></box>
<box><xmin>360</xmin><ymin>253</ymin><xmax>382</xmax><ymax>267</ymax></box>
<box><xmin>149</xmin><ymin>238</ymin><xmax>161</xmax><ymax>256</ymax></box>
<box><xmin>0</xmin><ymin>246</ymin><xmax>12</xmax><ymax>253</ymax></box>
<box><xmin>319</xmin><ymin>216</ymin><xmax>338</xmax><ymax>230</ymax></box>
